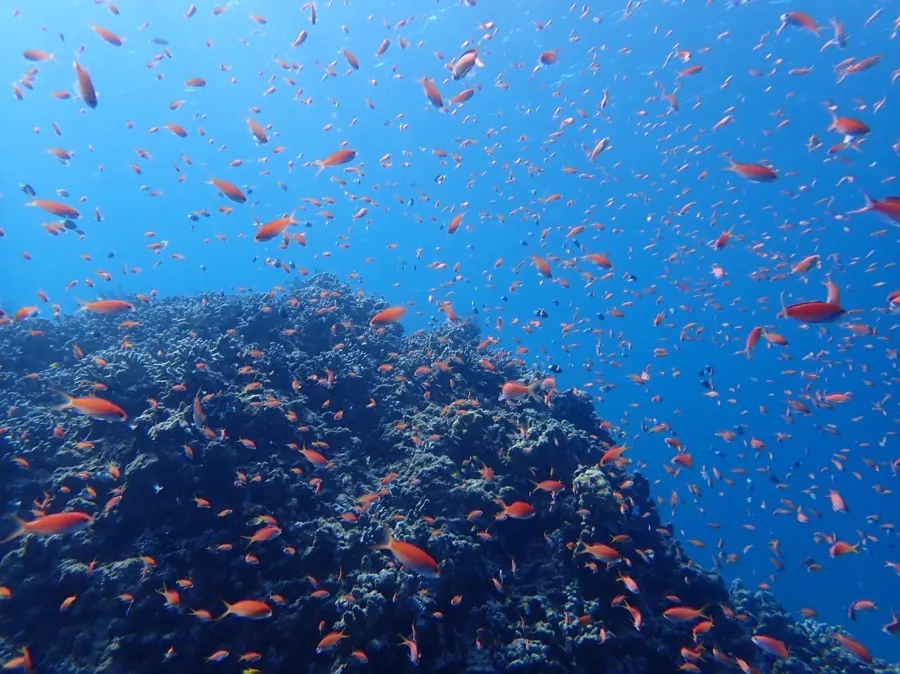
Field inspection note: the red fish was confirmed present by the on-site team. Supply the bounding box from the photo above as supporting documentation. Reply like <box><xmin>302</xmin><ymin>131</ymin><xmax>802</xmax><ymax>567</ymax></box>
<box><xmin>848</xmin><ymin>193</ymin><xmax>900</xmax><ymax>223</ymax></box>
<box><xmin>827</xmin><ymin>112</ymin><xmax>869</xmax><ymax>140</ymax></box>
<box><xmin>778</xmin><ymin>294</ymin><xmax>845</xmax><ymax>323</ymax></box>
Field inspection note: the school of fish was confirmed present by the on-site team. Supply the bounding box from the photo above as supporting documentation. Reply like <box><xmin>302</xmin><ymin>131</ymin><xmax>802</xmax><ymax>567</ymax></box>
<box><xmin>2</xmin><ymin>0</ymin><xmax>900</xmax><ymax>671</ymax></box>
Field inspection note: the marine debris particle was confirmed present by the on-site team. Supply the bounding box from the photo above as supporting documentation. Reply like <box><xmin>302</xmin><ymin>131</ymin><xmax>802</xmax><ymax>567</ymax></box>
<box><xmin>0</xmin><ymin>275</ymin><xmax>891</xmax><ymax>673</ymax></box>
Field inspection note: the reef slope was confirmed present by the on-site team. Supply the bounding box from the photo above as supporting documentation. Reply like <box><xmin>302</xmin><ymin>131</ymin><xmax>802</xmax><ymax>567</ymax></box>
<box><xmin>0</xmin><ymin>274</ymin><xmax>892</xmax><ymax>673</ymax></box>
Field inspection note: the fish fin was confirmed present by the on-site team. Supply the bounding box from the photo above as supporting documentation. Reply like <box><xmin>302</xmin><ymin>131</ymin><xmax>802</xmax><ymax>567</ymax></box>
<box><xmin>0</xmin><ymin>516</ymin><xmax>26</xmax><ymax>544</ymax></box>
<box><xmin>370</xmin><ymin>530</ymin><xmax>393</xmax><ymax>551</ymax></box>
<box><xmin>846</xmin><ymin>192</ymin><xmax>875</xmax><ymax>216</ymax></box>
<box><xmin>49</xmin><ymin>388</ymin><xmax>74</xmax><ymax>409</ymax></box>
<box><xmin>214</xmin><ymin>599</ymin><xmax>231</xmax><ymax>621</ymax></box>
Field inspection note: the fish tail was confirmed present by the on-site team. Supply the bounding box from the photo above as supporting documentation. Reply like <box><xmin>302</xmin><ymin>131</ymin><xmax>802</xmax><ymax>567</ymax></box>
<box><xmin>315</xmin><ymin>161</ymin><xmax>325</xmax><ymax>177</ymax></box>
<box><xmin>49</xmin><ymin>388</ymin><xmax>74</xmax><ymax>409</ymax></box>
<box><xmin>370</xmin><ymin>530</ymin><xmax>393</xmax><ymax>551</ymax></box>
<box><xmin>778</xmin><ymin>291</ymin><xmax>788</xmax><ymax>319</ymax></box>
<box><xmin>0</xmin><ymin>516</ymin><xmax>26</xmax><ymax>544</ymax></box>
<box><xmin>847</xmin><ymin>192</ymin><xmax>876</xmax><ymax>215</ymax></box>
<box><xmin>491</xmin><ymin>498</ymin><xmax>508</xmax><ymax>519</ymax></box>
<box><xmin>527</xmin><ymin>381</ymin><xmax>543</xmax><ymax>401</ymax></box>
<box><xmin>214</xmin><ymin>600</ymin><xmax>231</xmax><ymax>621</ymax></box>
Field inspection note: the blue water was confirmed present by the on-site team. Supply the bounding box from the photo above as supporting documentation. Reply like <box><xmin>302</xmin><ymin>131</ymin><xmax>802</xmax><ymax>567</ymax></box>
<box><xmin>2</xmin><ymin>0</ymin><xmax>898</xmax><ymax>662</ymax></box>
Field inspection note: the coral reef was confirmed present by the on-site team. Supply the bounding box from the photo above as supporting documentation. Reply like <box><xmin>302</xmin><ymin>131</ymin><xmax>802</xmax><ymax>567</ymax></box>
<box><xmin>0</xmin><ymin>274</ymin><xmax>894</xmax><ymax>673</ymax></box>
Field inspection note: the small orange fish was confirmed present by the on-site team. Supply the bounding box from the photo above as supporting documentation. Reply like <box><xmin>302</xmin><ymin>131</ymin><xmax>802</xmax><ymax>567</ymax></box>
<box><xmin>207</xmin><ymin>178</ymin><xmax>246</xmax><ymax>204</ymax></box>
<box><xmin>52</xmin><ymin>390</ymin><xmax>128</xmax><ymax>423</ymax></box>
<box><xmin>371</xmin><ymin>531</ymin><xmax>440</xmax><ymax>578</ymax></box>
<box><xmin>370</xmin><ymin>306</ymin><xmax>406</xmax><ymax>326</ymax></box>
<box><xmin>316</xmin><ymin>149</ymin><xmax>357</xmax><ymax>175</ymax></box>
<box><xmin>217</xmin><ymin>599</ymin><xmax>273</xmax><ymax>620</ymax></box>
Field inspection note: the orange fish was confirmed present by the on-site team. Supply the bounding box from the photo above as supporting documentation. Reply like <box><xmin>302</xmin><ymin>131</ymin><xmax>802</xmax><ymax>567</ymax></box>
<box><xmin>246</xmin><ymin>118</ymin><xmax>268</xmax><ymax>144</ymax></box>
<box><xmin>52</xmin><ymin>390</ymin><xmax>128</xmax><ymax>422</ymax></box>
<box><xmin>780</xmin><ymin>11</ymin><xmax>819</xmax><ymax>36</ymax></box>
<box><xmin>78</xmin><ymin>300</ymin><xmax>134</xmax><ymax>314</ymax></box>
<box><xmin>726</xmin><ymin>159</ymin><xmax>777</xmax><ymax>182</ymax></box>
<box><xmin>254</xmin><ymin>215</ymin><xmax>298</xmax><ymax>242</ymax></box>
<box><xmin>752</xmin><ymin>634</ymin><xmax>788</xmax><ymax>657</ymax></box>
<box><xmin>317</xmin><ymin>630</ymin><xmax>349</xmax><ymax>653</ymax></box>
<box><xmin>316</xmin><ymin>149</ymin><xmax>357</xmax><ymax>175</ymax></box>
<box><xmin>342</xmin><ymin>49</ymin><xmax>359</xmax><ymax>70</ymax></box>
<box><xmin>493</xmin><ymin>499</ymin><xmax>535</xmax><ymax>520</ymax></box>
<box><xmin>91</xmin><ymin>25</ymin><xmax>123</xmax><ymax>46</ymax></box>
<box><xmin>23</xmin><ymin>49</ymin><xmax>54</xmax><ymax>61</ymax></box>
<box><xmin>73</xmin><ymin>60</ymin><xmax>97</xmax><ymax>108</ymax></box>
<box><xmin>829</xmin><ymin>541</ymin><xmax>859</xmax><ymax>557</ymax></box>
<box><xmin>207</xmin><ymin>178</ymin><xmax>247</xmax><ymax>204</ymax></box>
<box><xmin>371</xmin><ymin>531</ymin><xmax>440</xmax><ymax>578</ymax></box>
<box><xmin>370</xmin><ymin>306</ymin><xmax>407</xmax><ymax>326</ymax></box>
<box><xmin>27</xmin><ymin>198</ymin><xmax>80</xmax><ymax>219</ymax></box>
<box><xmin>452</xmin><ymin>48</ymin><xmax>481</xmax><ymax>79</ymax></box>
<box><xmin>577</xmin><ymin>541</ymin><xmax>621</xmax><ymax>564</ymax></box>
<box><xmin>217</xmin><ymin>599</ymin><xmax>273</xmax><ymax>620</ymax></box>
<box><xmin>1</xmin><ymin>511</ymin><xmax>94</xmax><ymax>543</ymax></box>
<box><xmin>499</xmin><ymin>381</ymin><xmax>541</xmax><ymax>402</ymax></box>
<box><xmin>664</xmin><ymin>607</ymin><xmax>710</xmax><ymax>623</ymax></box>
<box><xmin>421</xmin><ymin>78</ymin><xmax>443</xmax><ymax>108</ymax></box>
<box><xmin>834</xmin><ymin>634</ymin><xmax>872</xmax><ymax>663</ymax></box>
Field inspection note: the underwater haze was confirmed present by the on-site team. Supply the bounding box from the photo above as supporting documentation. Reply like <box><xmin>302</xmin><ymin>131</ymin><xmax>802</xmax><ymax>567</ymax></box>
<box><xmin>1</xmin><ymin>0</ymin><xmax>899</xmax><ymax>672</ymax></box>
